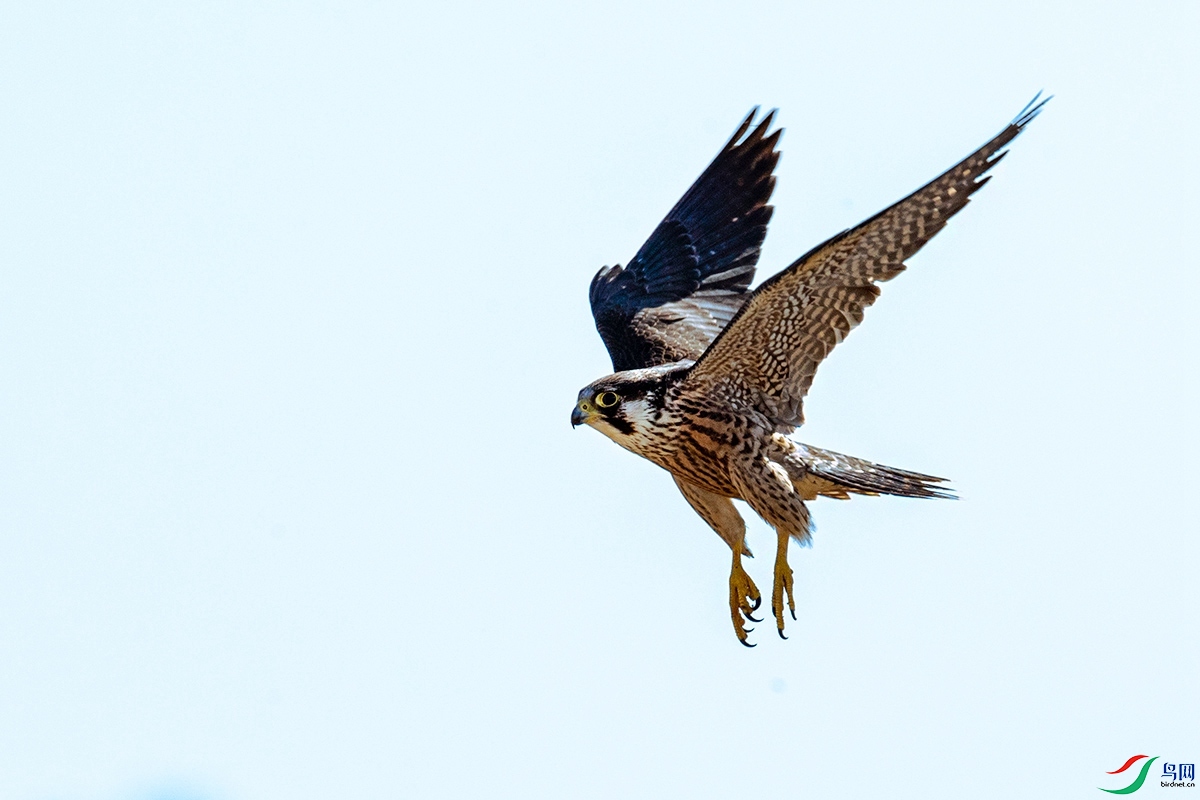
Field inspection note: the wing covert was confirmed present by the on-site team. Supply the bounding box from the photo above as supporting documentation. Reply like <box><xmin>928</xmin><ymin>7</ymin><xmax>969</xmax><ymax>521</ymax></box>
<box><xmin>685</xmin><ymin>95</ymin><xmax>1049</xmax><ymax>428</ymax></box>
<box><xmin>590</xmin><ymin>109</ymin><xmax>782</xmax><ymax>372</ymax></box>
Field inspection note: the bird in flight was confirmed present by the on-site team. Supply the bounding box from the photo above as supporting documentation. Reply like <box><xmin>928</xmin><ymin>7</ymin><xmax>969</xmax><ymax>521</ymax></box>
<box><xmin>572</xmin><ymin>95</ymin><xmax>1047</xmax><ymax>646</ymax></box>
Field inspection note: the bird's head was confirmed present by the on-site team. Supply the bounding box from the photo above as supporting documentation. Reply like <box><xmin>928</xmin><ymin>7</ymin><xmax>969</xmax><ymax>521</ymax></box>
<box><xmin>571</xmin><ymin>361</ymin><xmax>691</xmax><ymax>449</ymax></box>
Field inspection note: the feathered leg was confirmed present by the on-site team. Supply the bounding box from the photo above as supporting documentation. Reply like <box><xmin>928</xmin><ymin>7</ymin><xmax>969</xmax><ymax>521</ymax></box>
<box><xmin>673</xmin><ymin>476</ymin><xmax>761</xmax><ymax>646</ymax></box>
<box><xmin>730</xmin><ymin>458</ymin><xmax>811</xmax><ymax>639</ymax></box>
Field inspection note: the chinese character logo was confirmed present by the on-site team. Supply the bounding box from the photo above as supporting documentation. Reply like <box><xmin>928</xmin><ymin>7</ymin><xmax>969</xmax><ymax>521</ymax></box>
<box><xmin>1163</xmin><ymin>762</ymin><xmax>1197</xmax><ymax>788</ymax></box>
<box><xmin>1100</xmin><ymin>755</ymin><xmax>1158</xmax><ymax>794</ymax></box>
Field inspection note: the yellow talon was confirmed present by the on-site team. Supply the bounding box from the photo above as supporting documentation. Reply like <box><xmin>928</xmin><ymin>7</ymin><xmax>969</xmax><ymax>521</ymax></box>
<box><xmin>772</xmin><ymin>533</ymin><xmax>796</xmax><ymax>638</ymax></box>
<box><xmin>729</xmin><ymin>551</ymin><xmax>762</xmax><ymax>646</ymax></box>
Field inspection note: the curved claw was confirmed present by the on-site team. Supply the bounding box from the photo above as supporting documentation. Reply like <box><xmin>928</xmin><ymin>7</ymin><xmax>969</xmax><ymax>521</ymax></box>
<box><xmin>777</xmin><ymin>627</ymin><xmax>788</xmax><ymax>640</ymax></box>
<box><xmin>729</xmin><ymin>553</ymin><xmax>762</xmax><ymax>646</ymax></box>
<box><xmin>740</xmin><ymin>638</ymin><xmax>757</xmax><ymax>648</ymax></box>
<box><xmin>790</xmin><ymin>608</ymin><xmax>797</xmax><ymax>622</ymax></box>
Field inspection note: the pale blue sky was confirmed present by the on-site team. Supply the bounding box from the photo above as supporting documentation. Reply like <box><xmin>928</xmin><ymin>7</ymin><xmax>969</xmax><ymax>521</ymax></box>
<box><xmin>2</xmin><ymin>2</ymin><xmax>1197</xmax><ymax>799</ymax></box>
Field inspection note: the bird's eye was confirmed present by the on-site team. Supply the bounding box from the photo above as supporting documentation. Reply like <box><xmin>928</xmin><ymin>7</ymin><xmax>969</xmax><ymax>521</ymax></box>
<box><xmin>595</xmin><ymin>391</ymin><xmax>620</xmax><ymax>409</ymax></box>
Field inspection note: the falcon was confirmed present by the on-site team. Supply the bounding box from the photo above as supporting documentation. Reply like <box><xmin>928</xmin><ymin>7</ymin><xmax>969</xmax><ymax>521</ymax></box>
<box><xmin>572</xmin><ymin>95</ymin><xmax>1047</xmax><ymax>646</ymax></box>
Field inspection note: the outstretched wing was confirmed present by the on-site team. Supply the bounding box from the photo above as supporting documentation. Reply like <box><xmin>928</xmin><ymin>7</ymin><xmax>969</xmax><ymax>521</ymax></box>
<box><xmin>589</xmin><ymin>109</ymin><xmax>782</xmax><ymax>372</ymax></box>
<box><xmin>685</xmin><ymin>95</ymin><xmax>1049</xmax><ymax>428</ymax></box>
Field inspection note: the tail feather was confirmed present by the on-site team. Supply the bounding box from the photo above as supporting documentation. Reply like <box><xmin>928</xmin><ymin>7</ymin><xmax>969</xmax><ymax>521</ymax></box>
<box><xmin>775</xmin><ymin>439</ymin><xmax>954</xmax><ymax>500</ymax></box>
<box><xmin>810</xmin><ymin>458</ymin><xmax>954</xmax><ymax>499</ymax></box>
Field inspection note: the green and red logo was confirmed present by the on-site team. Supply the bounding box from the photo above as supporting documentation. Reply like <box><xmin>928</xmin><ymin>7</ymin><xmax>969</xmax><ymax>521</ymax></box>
<box><xmin>1100</xmin><ymin>755</ymin><xmax>1158</xmax><ymax>794</ymax></box>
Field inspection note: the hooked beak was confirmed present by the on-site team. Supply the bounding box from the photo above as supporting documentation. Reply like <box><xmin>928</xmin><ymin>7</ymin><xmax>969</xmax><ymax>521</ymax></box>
<box><xmin>571</xmin><ymin>404</ymin><xmax>588</xmax><ymax>428</ymax></box>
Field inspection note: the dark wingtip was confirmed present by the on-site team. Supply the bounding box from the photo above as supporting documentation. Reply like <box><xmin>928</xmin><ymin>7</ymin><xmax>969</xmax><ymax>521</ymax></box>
<box><xmin>724</xmin><ymin>107</ymin><xmax>761</xmax><ymax>150</ymax></box>
<box><xmin>980</xmin><ymin>93</ymin><xmax>1051</xmax><ymax>172</ymax></box>
<box><xmin>727</xmin><ymin>107</ymin><xmax>783</xmax><ymax>151</ymax></box>
<box><xmin>1013</xmin><ymin>91</ymin><xmax>1052</xmax><ymax>128</ymax></box>
<box><xmin>748</xmin><ymin>107</ymin><xmax>781</xmax><ymax>147</ymax></box>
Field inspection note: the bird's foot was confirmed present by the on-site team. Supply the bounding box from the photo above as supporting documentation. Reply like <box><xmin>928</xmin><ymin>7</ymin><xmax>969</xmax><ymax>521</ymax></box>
<box><xmin>729</xmin><ymin>555</ymin><xmax>762</xmax><ymax>647</ymax></box>
<box><xmin>772</xmin><ymin>536</ymin><xmax>796</xmax><ymax>639</ymax></box>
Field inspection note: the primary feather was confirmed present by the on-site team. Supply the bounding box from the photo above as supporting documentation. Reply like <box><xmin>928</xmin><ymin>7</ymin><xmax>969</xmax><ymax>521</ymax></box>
<box><xmin>589</xmin><ymin>109</ymin><xmax>781</xmax><ymax>371</ymax></box>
